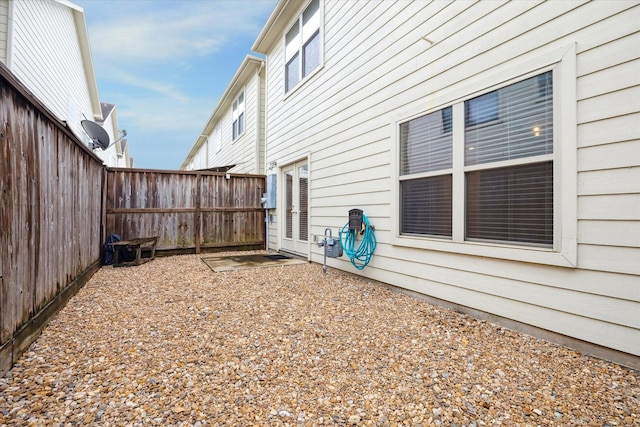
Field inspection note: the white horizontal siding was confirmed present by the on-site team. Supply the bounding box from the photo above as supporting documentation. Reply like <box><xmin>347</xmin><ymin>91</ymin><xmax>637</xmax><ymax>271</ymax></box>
<box><xmin>0</xmin><ymin>0</ymin><xmax>7</xmax><ymax>63</ymax></box>
<box><xmin>579</xmin><ymin>194</ymin><xmax>640</xmax><ymax>221</ymax></box>
<box><xmin>263</xmin><ymin>0</ymin><xmax>640</xmax><ymax>360</ymax></box>
<box><xmin>208</xmin><ymin>73</ymin><xmax>262</xmax><ymax>174</ymax></box>
<box><xmin>577</xmin><ymin>113</ymin><xmax>640</xmax><ymax>149</ymax></box>
<box><xmin>578</xmin><ymin>220</ymin><xmax>639</xmax><ymax>248</ymax></box>
<box><xmin>578</xmin><ymin>139</ymin><xmax>639</xmax><ymax>171</ymax></box>
<box><xmin>10</xmin><ymin>0</ymin><xmax>94</xmax><ymax>140</ymax></box>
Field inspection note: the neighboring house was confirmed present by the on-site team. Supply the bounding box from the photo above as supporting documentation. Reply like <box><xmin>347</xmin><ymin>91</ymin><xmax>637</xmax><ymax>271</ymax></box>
<box><xmin>96</xmin><ymin>102</ymin><xmax>131</xmax><ymax>168</ymax></box>
<box><xmin>181</xmin><ymin>55</ymin><xmax>265</xmax><ymax>175</ymax></box>
<box><xmin>247</xmin><ymin>0</ymin><xmax>640</xmax><ymax>367</ymax></box>
<box><xmin>0</xmin><ymin>0</ymin><xmax>101</xmax><ymax>142</ymax></box>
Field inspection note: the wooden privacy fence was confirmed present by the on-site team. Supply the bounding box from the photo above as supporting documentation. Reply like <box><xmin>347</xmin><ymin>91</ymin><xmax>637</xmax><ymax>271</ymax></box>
<box><xmin>106</xmin><ymin>169</ymin><xmax>266</xmax><ymax>253</ymax></box>
<box><xmin>0</xmin><ymin>64</ymin><xmax>106</xmax><ymax>373</ymax></box>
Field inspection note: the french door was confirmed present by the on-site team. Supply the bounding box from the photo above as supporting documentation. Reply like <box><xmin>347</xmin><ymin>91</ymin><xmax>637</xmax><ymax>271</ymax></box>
<box><xmin>281</xmin><ymin>160</ymin><xmax>309</xmax><ymax>256</ymax></box>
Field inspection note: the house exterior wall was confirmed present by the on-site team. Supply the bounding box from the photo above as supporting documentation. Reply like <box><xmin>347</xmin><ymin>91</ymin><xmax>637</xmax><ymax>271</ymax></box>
<box><xmin>192</xmin><ymin>143</ymin><xmax>209</xmax><ymax>170</ymax></box>
<box><xmin>4</xmin><ymin>0</ymin><xmax>97</xmax><ymax>141</ymax></box>
<box><xmin>259</xmin><ymin>0</ymin><xmax>640</xmax><ymax>365</ymax></box>
<box><xmin>183</xmin><ymin>59</ymin><xmax>265</xmax><ymax>175</ymax></box>
<box><xmin>0</xmin><ymin>0</ymin><xmax>8</xmax><ymax>63</ymax></box>
<box><xmin>211</xmin><ymin>72</ymin><xmax>264</xmax><ymax>174</ymax></box>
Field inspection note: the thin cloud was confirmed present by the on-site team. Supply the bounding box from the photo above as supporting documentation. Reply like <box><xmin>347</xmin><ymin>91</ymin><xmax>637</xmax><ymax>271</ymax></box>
<box><xmin>100</xmin><ymin>65</ymin><xmax>190</xmax><ymax>103</ymax></box>
<box><xmin>87</xmin><ymin>1</ymin><xmax>271</xmax><ymax>63</ymax></box>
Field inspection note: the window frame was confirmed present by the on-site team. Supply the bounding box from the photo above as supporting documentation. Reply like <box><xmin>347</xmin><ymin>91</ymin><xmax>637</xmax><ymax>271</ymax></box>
<box><xmin>283</xmin><ymin>0</ymin><xmax>323</xmax><ymax>95</ymax></box>
<box><xmin>392</xmin><ymin>45</ymin><xmax>577</xmax><ymax>267</ymax></box>
<box><xmin>232</xmin><ymin>89</ymin><xmax>245</xmax><ymax>141</ymax></box>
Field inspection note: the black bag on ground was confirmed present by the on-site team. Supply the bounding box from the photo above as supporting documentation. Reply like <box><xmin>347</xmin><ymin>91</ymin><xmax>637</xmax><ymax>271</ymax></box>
<box><xmin>103</xmin><ymin>234</ymin><xmax>121</xmax><ymax>265</ymax></box>
<box><xmin>103</xmin><ymin>234</ymin><xmax>135</xmax><ymax>265</ymax></box>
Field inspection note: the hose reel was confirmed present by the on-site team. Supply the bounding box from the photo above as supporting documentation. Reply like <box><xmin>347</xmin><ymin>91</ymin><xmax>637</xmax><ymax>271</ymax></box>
<box><xmin>340</xmin><ymin>209</ymin><xmax>376</xmax><ymax>270</ymax></box>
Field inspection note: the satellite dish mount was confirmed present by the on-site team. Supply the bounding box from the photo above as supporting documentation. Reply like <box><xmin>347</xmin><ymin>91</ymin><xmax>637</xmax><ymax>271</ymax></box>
<box><xmin>81</xmin><ymin>120</ymin><xmax>127</xmax><ymax>151</ymax></box>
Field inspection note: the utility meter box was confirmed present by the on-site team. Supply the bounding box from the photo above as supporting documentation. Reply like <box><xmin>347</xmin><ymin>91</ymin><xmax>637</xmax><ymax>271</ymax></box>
<box><xmin>264</xmin><ymin>174</ymin><xmax>277</xmax><ymax>209</ymax></box>
<box><xmin>325</xmin><ymin>237</ymin><xmax>343</xmax><ymax>258</ymax></box>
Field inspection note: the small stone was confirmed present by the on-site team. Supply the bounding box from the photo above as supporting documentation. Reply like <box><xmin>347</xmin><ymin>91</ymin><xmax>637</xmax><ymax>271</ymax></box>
<box><xmin>533</xmin><ymin>408</ymin><xmax>543</xmax><ymax>416</ymax></box>
<box><xmin>348</xmin><ymin>414</ymin><xmax>361</xmax><ymax>424</ymax></box>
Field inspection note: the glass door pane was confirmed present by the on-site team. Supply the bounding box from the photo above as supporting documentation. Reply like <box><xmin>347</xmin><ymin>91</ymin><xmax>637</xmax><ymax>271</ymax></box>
<box><xmin>285</xmin><ymin>169</ymin><xmax>293</xmax><ymax>239</ymax></box>
<box><xmin>298</xmin><ymin>165</ymin><xmax>309</xmax><ymax>241</ymax></box>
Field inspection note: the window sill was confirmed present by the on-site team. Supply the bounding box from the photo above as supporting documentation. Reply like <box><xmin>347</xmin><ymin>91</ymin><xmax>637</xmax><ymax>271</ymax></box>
<box><xmin>232</xmin><ymin>132</ymin><xmax>246</xmax><ymax>143</ymax></box>
<box><xmin>392</xmin><ymin>234</ymin><xmax>577</xmax><ymax>268</ymax></box>
<box><xmin>284</xmin><ymin>64</ymin><xmax>324</xmax><ymax>100</ymax></box>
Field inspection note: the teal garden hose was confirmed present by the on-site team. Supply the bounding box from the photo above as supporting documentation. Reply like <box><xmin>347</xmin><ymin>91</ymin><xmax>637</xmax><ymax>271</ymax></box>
<box><xmin>339</xmin><ymin>213</ymin><xmax>376</xmax><ymax>270</ymax></box>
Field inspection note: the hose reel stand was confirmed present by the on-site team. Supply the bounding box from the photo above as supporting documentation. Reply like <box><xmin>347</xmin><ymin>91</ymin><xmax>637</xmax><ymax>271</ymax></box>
<box><xmin>319</xmin><ymin>227</ymin><xmax>343</xmax><ymax>273</ymax></box>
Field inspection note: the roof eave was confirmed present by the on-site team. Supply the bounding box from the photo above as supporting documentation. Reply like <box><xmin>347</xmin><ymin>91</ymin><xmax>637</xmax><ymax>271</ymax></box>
<box><xmin>251</xmin><ymin>0</ymin><xmax>297</xmax><ymax>54</ymax></box>
<box><xmin>65</xmin><ymin>2</ymin><xmax>103</xmax><ymax>120</ymax></box>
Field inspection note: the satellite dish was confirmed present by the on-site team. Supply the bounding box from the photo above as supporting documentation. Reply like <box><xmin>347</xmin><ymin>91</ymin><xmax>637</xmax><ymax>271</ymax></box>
<box><xmin>81</xmin><ymin>119</ymin><xmax>110</xmax><ymax>150</ymax></box>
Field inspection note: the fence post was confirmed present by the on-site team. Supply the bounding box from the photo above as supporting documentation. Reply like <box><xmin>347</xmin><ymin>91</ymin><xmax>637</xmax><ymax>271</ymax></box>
<box><xmin>195</xmin><ymin>172</ymin><xmax>201</xmax><ymax>254</ymax></box>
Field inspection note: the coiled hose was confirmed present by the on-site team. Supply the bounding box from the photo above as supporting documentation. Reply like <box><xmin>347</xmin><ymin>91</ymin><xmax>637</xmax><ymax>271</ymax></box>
<box><xmin>340</xmin><ymin>213</ymin><xmax>376</xmax><ymax>270</ymax></box>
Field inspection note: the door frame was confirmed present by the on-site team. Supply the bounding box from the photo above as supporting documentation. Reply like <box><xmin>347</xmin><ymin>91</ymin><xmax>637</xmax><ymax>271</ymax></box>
<box><xmin>278</xmin><ymin>156</ymin><xmax>310</xmax><ymax>258</ymax></box>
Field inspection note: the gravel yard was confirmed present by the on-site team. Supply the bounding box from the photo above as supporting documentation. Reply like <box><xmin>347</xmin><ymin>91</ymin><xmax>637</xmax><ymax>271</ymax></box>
<box><xmin>0</xmin><ymin>253</ymin><xmax>637</xmax><ymax>426</ymax></box>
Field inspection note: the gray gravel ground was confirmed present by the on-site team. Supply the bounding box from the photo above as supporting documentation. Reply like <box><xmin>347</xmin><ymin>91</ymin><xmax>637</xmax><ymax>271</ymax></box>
<box><xmin>0</xmin><ymin>253</ymin><xmax>638</xmax><ymax>426</ymax></box>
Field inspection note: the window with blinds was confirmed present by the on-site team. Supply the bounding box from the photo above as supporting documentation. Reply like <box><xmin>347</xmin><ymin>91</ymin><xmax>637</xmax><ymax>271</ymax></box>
<box><xmin>466</xmin><ymin>162</ymin><xmax>553</xmax><ymax>245</ymax></box>
<box><xmin>399</xmin><ymin>71</ymin><xmax>554</xmax><ymax>247</ymax></box>
<box><xmin>465</xmin><ymin>72</ymin><xmax>553</xmax><ymax>166</ymax></box>
<box><xmin>285</xmin><ymin>0</ymin><xmax>321</xmax><ymax>93</ymax></box>
<box><xmin>399</xmin><ymin>107</ymin><xmax>452</xmax><ymax>237</ymax></box>
<box><xmin>465</xmin><ymin>71</ymin><xmax>553</xmax><ymax>246</ymax></box>
<box><xmin>232</xmin><ymin>91</ymin><xmax>244</xmax><ymax>141</ymax></box>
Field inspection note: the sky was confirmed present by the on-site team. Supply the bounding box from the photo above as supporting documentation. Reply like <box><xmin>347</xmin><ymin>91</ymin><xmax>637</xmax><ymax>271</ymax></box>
<box><xmin>75</xmin><ymin>0</ymin><xmax>278</xmax><ymax>170</ymax></box>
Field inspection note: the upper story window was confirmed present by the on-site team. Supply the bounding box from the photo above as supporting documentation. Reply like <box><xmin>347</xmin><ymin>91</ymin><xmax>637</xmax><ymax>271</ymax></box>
<box><xmin>212</xmin><ymin>123</ymin><xmax>222</xmax><ymax>154</ymax></box>
<box><xmin>399</xmin><ymin>71</ymin><xmax>554</xmax><ymax>247</ymax></box>
<box><xmin>285</xmin><ymin>0</ymin><xmax>321</xmax><ymax>93</ymax></box>
<box><xmin>232</xmin><ymin>91</ymin><xmax>245</xmax><ymax>140</ymax></box>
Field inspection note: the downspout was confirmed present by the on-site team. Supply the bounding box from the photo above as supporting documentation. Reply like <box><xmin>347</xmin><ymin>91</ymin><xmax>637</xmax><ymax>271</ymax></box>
<box><xmin>256</xmin><ymin>60</ymin><xmax>267</xmax><ymax>249</ymax></box>
<box><xmin>6</xmin><ymin>0</ymin><xmax>15</xmax><ymax>68</ymax></box>
<box><xmin>205</xmin><ymin>133</ymin><xmax>209</xmax><ymax>169</ymax></box>
<box><xmin>256</xmin><ymin>60</ymin><xmax>264</xmax><ymax>174</ymax></box>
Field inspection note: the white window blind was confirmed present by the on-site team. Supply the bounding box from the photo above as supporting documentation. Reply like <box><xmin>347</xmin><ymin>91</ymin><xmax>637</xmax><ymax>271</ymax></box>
<box><xmin>400</xmin><ymin>107</ymin><xmax>452</xmax><ymax>175</ymax></box>
<box><xmin>466</xmin><ymin>162</ymin><xmax>553</xmax><ymax>245</ymax></box>
<box><xmin>399</xmin><ymin>107</ymin><xmax>453</xmax><ymax>237</ymax></box>
<box><xmin>285</xmin><ymin>171</ymin><xmax>293</xmax><ymax>239</ymax></box>
<box><xmin>298</xmin><ymin>165</ymin><xmax>309</xmax><ymax>241</ymax></box>
<box><xmin>465</xmin><ymin>72</ymin><xmax>553</xmax><ymax>166</ymax></box>
<box><xmin>401</xmin><ymin>175</ymin><xmax>452</xmax><ymax>237</ymax></box>
<box><xmin>464</xmin><ymin>71</ymin><xmax>553</xmax><ymax>246</ymax></box>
